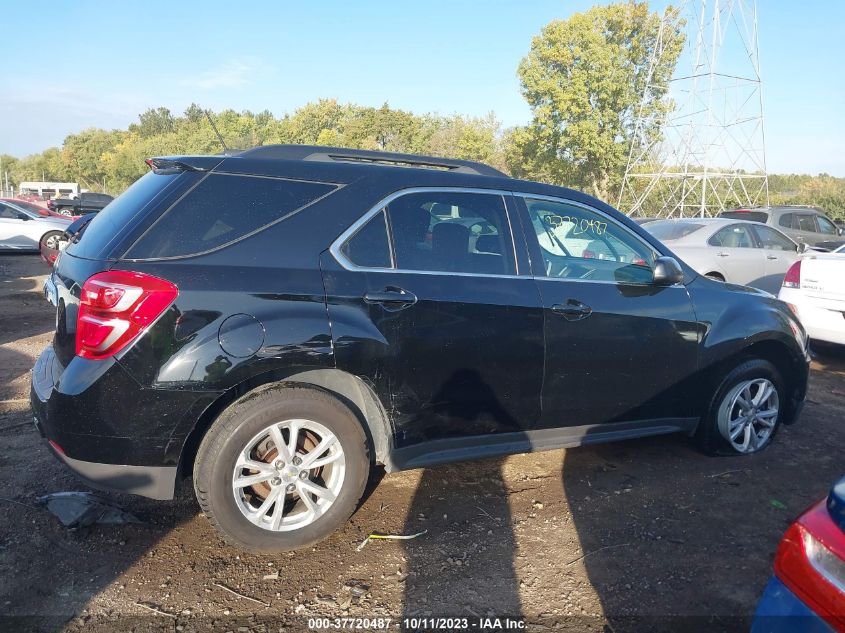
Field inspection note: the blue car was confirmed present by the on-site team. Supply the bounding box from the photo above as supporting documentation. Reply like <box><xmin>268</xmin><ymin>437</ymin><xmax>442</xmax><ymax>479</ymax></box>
<box><xmin>752</xmin><ymin>476</ymin><xmax>845</xmax><ymax>632</ymax></box>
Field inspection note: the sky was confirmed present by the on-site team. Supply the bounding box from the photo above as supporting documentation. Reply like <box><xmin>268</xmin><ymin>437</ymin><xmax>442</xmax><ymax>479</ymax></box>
<box><xmin>1</xmin><ymin>0</ymin><xmax>843</xmax><ymax>176</ymax></box>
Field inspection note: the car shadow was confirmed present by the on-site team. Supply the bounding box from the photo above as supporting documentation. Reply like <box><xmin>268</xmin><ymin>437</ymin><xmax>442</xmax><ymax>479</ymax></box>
<box><xmin>401</xmin><ymin>370</ymin><xmax>525</xmax><ymax>621</ymax></box>
<box><xmin>560</xmin><ymin>387</ymin><xmax>845</xmax><ymax>633</ymax></box>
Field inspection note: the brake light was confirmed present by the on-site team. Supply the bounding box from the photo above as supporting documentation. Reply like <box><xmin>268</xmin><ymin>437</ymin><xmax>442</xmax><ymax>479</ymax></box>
<box><xmin>783</xmin><ymin>260</ymin><xmax>802</xmax><ymax>289</ymax></box>
<box><xmin>76</xmin><ymin>271</ymin><xmax>178</xmax><ymax>360</ymax></box>
<box><xmin>582</xmin><ymin>249</ymin><xmax>596</xmax><ymax>259</ymax></box>
<box><xmin>774</xmin><ymin>501</ymin><xmax>845</xmax><ymax>630</ymax></box>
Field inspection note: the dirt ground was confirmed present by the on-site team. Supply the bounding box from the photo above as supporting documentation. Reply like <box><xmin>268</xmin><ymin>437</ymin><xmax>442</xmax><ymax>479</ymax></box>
<box><xmin>1</xmin><ymin>253</ymin><xmax>843</xmax><ymax>633</ymax></box>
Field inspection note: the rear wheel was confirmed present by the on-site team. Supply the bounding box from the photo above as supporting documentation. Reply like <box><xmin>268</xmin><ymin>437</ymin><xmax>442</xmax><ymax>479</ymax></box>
<box><xmin>40</xmin><ymin>231</ymin><xmax>63</xmax><ymax>250</ymax></box>
<box><xmin>695</xmin><ymin>359</ymin><xmax>784</xmax><ymax>455</ymax></box>
<box><xmin>193</xmin><ymin>385</ymin><xmax>369</xmax><ymax>551</ymax></box>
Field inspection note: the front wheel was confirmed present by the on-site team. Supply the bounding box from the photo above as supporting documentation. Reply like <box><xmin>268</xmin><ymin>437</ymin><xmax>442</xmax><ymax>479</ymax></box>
<box><xmin>193</xmin><ymin>385</ymin><xmax>370</xmax><ymax>552</ymax></box>
<box><xmin>695</xmin><ymin>359</ymin><xmax>784</xmax><ymax>455</ymax></box>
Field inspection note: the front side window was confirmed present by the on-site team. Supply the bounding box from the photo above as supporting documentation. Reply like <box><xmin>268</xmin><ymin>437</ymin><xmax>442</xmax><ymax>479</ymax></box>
<box><xmin>524</xmin><ymin>198</ymin><xmax>655</xmax><ymax>284</ymax></box>
<box><xmin>384</xmin><ymin>191</ymin><xmax>516</xmax><ymax>275</ymax></box>
<box><xmin>752</xmin><ymin>225</ymin><xmax>797</xmax><ymax>251</ymax></box>
<box><xmin>817</xmin><ymin>215</ymin><xmax>837</xmax><ymax>235</ymax></box>
<box><xmin>795</xmin><ymin>214</ymin><xmax>816</xmax><ymax>232</ymax></box>
<box><xmin>709</xmin><ymin>224</ymin><xmax>755</xmax><ymax>248</ymax></box>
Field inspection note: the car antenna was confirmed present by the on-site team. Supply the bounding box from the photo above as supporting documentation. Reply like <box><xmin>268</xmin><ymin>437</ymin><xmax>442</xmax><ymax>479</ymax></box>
<box><xmin>205</xmin><ymin>110</ymin><xmax>230</xmax><ymax>155</ymax></box>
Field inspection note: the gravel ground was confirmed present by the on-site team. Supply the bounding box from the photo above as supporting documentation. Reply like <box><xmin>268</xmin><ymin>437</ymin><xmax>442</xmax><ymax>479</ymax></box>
<box><xmin>1</xmin><ymin>253</ymin><xmax>843</xmax><ymax>633</ymax></box>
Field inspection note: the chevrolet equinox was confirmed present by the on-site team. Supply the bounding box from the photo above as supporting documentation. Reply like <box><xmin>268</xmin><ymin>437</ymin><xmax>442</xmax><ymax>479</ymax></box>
<box><xmin>32</xmin><ymin>145</ymin><xmax>810</xmax><ymax>551</ymax></box>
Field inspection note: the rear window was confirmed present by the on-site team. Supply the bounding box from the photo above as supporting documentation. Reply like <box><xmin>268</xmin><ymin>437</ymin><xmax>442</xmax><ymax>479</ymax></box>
<box><xmin>645</xmin><ymin>220</ymin><xmax>704</xmax><ymax>241</ymax></box>
<box><xmin>126</xmin><ymin>173</ymin><xmax>335</xmax><ymax>259</ymax></box>
<box><xmin>66</xmin><ymin>171</ymin><xmax>181</xmax><ymax>260</ymax></box>
<box><xmin>720</xmin><ymin>210</ymin><xmax>769</xmax><ymax>223</ymax></box>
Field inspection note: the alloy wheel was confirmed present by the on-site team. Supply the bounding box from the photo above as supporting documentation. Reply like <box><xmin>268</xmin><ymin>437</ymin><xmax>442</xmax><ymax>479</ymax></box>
<box><xmin>716</xmin><ymin>378</ymin><xmax>779</xmax><ymax>453</ymax></box>
<box><xmin>232</xmin><ymin>419</ymin><xmax>345</xmax><ymax>531</ymax></box>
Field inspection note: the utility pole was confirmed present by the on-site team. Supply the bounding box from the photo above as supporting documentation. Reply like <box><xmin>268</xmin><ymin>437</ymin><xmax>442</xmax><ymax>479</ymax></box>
<box><xmin>618</xmin><ymin>0</ymin><xmax>768</xmax><ymax>218</ymax></box>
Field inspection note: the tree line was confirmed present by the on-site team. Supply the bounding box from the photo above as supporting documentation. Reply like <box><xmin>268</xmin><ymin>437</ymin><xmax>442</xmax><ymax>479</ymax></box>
<box><xmin>2</xmin><ymin>2</ymin><xmax>842</xmax><ymax>218</ymax></box>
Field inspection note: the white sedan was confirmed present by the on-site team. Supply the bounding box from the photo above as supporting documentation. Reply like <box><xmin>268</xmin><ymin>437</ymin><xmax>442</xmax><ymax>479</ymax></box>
<box><xmin>0</xmin><ymin>200</ymin><xmax>71</xmax><ymax>251</ymax></box>
<box><xmin>779</xmin><ymin>245</ymin><xmax>845</xmax><ymax>346</ymax></box>
<box><xmin>644</xmin><ymin>218</ymin><xmax>804</xmax><ymax>295</ymax></box>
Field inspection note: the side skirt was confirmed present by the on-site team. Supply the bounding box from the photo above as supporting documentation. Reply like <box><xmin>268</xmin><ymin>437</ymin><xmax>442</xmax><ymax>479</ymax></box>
<box><xmin>384</xmin><ymin>417</ymin><xmax>699</xmax><ymax>472</ymax></box>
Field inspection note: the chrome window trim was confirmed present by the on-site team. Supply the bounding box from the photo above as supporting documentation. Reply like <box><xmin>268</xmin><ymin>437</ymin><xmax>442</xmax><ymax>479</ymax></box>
<box><xmin>516</xmin><ymin>193</ymin><xmax>669</xmax><ymax>286</ymax></box>
<box><xmin>330</xmin><ymin>186</ymin><xmax>524</xmax><ymax>279</ymax></box>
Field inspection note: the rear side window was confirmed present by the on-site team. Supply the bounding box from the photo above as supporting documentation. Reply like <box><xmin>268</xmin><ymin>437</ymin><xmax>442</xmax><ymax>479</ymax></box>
<box><xmin>385</xmin><ymin>191</ymin><xmax>516</xmax><ymax>275</ymax></box>
<box><xmin>341</xmin><ymin>210</ymin><xmax>391</xmax><ymax>268</ymax></box>
<box><xmin>778</xmin><ymin>213</ymin><xmax>793</xmax><ymax>228</ymax></box>
<box><xmin>66</xmin><ymin>171</ymin><xmax>181</xmax><ymax>260</ymax></box>
<box><xmin>709</xmin><ymin>224</ymin><xmax>756</xmax><ymax>248</ymax></box>
<box><xmin>795</xmin><ymin>214</ymin><xmax>816</xmax><ymax>232</ymax></box>
<box><xmin>127</xmin><ymin>174</ymin><xmax>335</xmax><ymax>259</ymax></box>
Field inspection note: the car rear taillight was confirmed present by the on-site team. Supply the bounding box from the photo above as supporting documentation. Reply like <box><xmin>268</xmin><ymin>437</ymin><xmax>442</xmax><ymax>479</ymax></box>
<box><xmin>774</xmin><ymin>500</ymin><xmax>845</xmax><ymax>631</ymax></box>
<box><xmin>582</xmin><ymin>249</ymin><xmax>596</xmax><ymax>259</ymax></box>
<box><xmin>783</xmin><ymin>260</ymin><xmax>802</xmax><ymax>289</ymax></box>
<box><xmin>76</xmin><ymin>271</ymin><xmax>178</xmax><ymax>360</ymax></box>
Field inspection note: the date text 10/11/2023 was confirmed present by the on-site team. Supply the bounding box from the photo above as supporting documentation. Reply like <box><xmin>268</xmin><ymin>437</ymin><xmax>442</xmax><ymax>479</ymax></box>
<box><xmin>307</xmin><ymin>617</ymin><xmax>526</xmax><ymax>630</ymax></box>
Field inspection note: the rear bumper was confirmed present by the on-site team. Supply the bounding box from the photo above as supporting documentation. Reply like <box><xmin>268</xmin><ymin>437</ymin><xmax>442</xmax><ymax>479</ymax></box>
<box><xmin>41</xmin><ymin>429</ymin><xmax>176</xmax><ymax>500</ymax></box>
<box><xmin>30</xmin><ymin>344</ymin><xmax>215</xmax><ymax>500</ymax></box>
<box><xmin>751</xmin><ymin>577</ymin><xmax>833</xmax><ymax>633</ymax></box>
<box><xmin>779</xmin><ymin>288</ymin><xmax>845</xmax><ymax>346</ymax></box>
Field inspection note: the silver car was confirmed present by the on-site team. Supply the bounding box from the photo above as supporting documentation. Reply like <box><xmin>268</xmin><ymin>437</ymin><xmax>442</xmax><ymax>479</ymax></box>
<box><xmin>645</xmin><ymin>218</ymin><xmax>804</xmax><ymax>295</ymax></box>
<box><xmin>0</xmin><ymin>201</ymin><xmax>71</xmax><ymax>251</ymax></box>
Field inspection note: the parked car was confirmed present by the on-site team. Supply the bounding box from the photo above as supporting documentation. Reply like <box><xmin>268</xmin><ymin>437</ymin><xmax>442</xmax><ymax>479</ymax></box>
<box><xmin>0</xmin><ymin>197</ymin><xmax>51</xmax><ymax>218</ymax></box>
<box><xmin>48</xmin><ymin>192</ymin><xmax>114</xmax><ymax>219</ymax></box>
<box><xmin>721</xmin><ymin>207</ymin><xmax>845</xmax><ymax>252</ymax></box>
<box><xmin>0</xmin><ymin>200</ymin><xmax>71</xmax><ymax>251</ymax></box>
<box><xmin>752</xmin><ymin>475</ymin><xmax>845</xmax><ymax>632</ymax></box>
<box><xmin>644</xmin><ymin>217</ymin><xmax>804</xmax><ymax>295</ymax></box>
<box><xmin>779</xmin><ymin>250</ymin><xmax>845</xmax><ymax>347</ymax></box>
<box><xmin>32</xmin><ymin>145</ymin><xmax>809</xmax><ymax>551</ymax></box>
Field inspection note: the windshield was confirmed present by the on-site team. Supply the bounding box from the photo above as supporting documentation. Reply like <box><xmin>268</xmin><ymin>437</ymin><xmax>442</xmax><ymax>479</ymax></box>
<box><xmin>645</xmin><ymin>221</ymin><xmax>705</xmax><ymax>241</ymax></box>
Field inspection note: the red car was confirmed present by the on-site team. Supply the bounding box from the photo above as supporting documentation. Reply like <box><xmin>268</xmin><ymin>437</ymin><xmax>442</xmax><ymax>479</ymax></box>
<box><xmin>753</xmin><ymin>476</ymin><xmax>845</xmax><ymax>632</ymax></box>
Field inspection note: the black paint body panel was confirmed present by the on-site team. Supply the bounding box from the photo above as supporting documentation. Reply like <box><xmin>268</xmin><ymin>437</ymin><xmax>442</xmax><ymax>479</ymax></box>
<box><xmin>30</xmin><ymin>148</ymin><xmax>811</xmax><ymax>499</ymax></box>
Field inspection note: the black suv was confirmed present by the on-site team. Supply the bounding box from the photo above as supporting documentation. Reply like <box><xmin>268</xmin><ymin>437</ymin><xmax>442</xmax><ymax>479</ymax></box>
<box><xmin>32</xmin><ymin>146</ymin><xmax>810</xmax><ymax>551</ymax></box>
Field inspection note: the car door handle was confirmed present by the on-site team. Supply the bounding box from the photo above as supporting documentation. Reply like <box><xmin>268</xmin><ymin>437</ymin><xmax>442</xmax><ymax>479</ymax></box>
<box><xmin>363</xmin><ymin>287</ymin><xmax>417</xmax><ymax>308</ymax></box>
<box><xmin>716</xmin><ymin>252</ymin><xmax>730</xmax><ymax>257</ymax></box>
<box><xmin>766</xmin><ymin>254</ymin><xmax>779</xmax><ymax>260</ymax></box>
<box><xmin>551</xmin><ymin>300</ymin><xmax>592</xmax><ymax>321</ymax></box>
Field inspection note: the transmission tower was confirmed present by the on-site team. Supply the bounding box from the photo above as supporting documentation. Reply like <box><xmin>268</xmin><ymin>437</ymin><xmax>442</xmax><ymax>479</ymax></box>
<box><xmin>618</xmin><ymin>0</ymin><xmax>768</xmax><ymax>218</ymax></box>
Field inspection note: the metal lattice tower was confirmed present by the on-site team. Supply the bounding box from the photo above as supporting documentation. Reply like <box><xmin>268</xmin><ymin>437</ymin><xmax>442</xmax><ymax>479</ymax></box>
<box><xmin>618</xmin><ymin>0</ymin><xmax>768</xmax><ymax>218</ymax></box>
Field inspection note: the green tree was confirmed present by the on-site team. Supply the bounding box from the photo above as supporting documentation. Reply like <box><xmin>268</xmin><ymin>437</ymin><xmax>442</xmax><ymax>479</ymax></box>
<box><xmin>515</xmin><ymin>2</ymin><xmax>685</xmax><ymax>199</ymax></box>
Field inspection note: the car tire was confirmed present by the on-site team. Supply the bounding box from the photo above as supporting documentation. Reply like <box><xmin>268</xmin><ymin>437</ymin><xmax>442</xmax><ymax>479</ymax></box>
<box><xmin>40</xmin><ymin>230</ymin><xmax>63</xmax><ymax>251</ymax></box>
<box><xmin>694</xmin><ymin>358</ymin><xmax>784</xmax><ymax>456</ymax></box>
<box><xmin>193</xmin><ymin>384</ymin><xmax>370</xmax><ymax>552</ymax></box>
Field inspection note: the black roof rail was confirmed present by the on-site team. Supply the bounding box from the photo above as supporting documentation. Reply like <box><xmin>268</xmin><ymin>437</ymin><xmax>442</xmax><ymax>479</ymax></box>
<box><xmin>236</xmin><ymin>144</ymin><xmax>508</xmax><ymax>178</ymax></box>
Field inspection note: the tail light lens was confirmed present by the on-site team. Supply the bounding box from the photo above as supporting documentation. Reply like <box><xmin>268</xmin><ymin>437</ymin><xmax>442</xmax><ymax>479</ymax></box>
<box><xmin>783</xmin><ymin>260</ymin><xmax>802</xmax><ymax>288</ymax></box>
<box><xmin>774</xmin><ymin>500</ymin><xmax>845</xmax><ymax>630</ymax></box>
<box><xmin>76</xmin><ymin>271</ymin><xmax>178</xmax><ymax>360</ymax></box>
<box><xmin>582</xmin><ymin>249</ymin><xmax>596</xmax><ymax>259</ymax></box>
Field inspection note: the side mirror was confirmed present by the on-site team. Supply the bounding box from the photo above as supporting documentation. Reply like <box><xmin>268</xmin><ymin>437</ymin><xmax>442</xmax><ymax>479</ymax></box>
<box><xmin>652</xmin><ymin>256</ymin><xmax>684</xmax><ymax>286</ymax></box>
<box><xmin>798</xmin><ymin>242</ymin><xmax>810</xmax><ymax>254</ymax></box>
<box><xmin>19</xmin><ymin>214</ymin><xmax>30</xmax><ymax>221</ymax></box>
